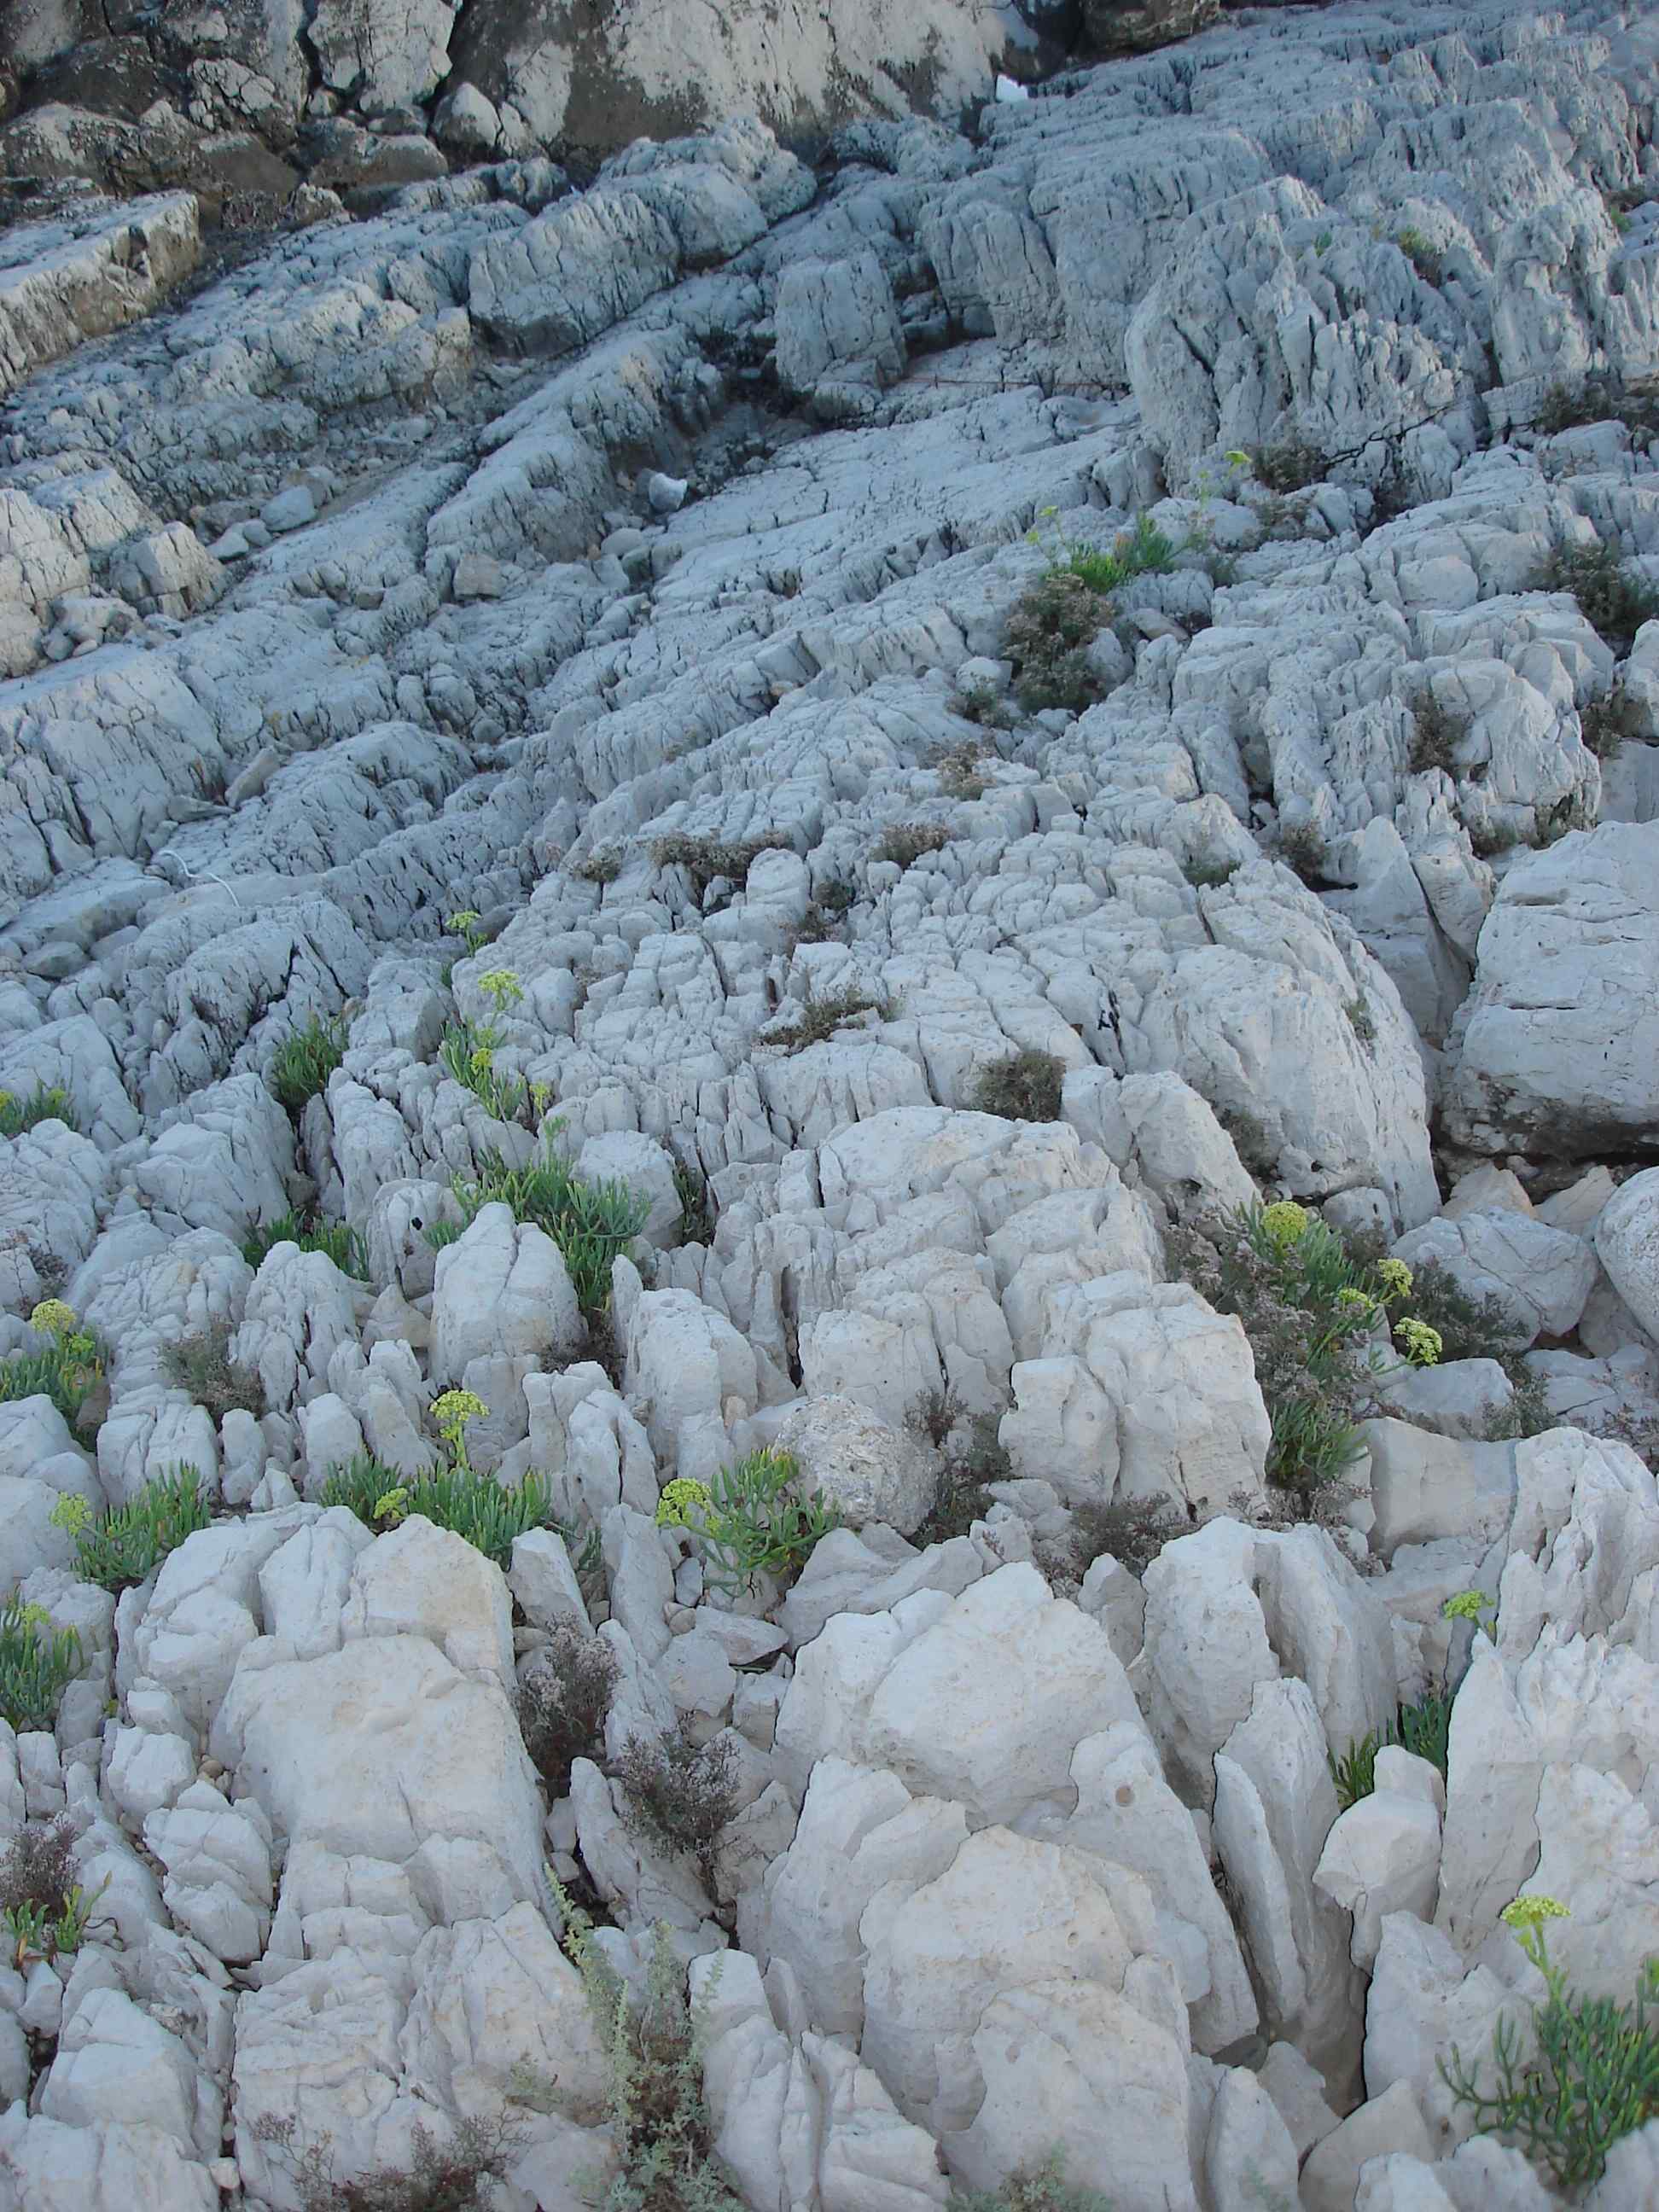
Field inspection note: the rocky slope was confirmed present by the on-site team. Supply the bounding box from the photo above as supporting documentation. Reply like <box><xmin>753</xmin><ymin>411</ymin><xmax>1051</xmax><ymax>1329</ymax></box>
<box><xmin>1</xmin><ymin>1</ymin><xmax>1659</xmax><ymax>2207</ymax></box>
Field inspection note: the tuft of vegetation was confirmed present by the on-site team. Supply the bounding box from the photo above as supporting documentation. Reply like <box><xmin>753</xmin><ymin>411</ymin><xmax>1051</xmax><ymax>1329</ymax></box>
<box><xmin>1046</xmin><ymin>510</ymin><xmax>1177</xmax><ymax>596</ymax></box>
<box><xmin>0</xmin><ymin>1816</ymin><xmax>108</xmax><ymax>1967</ymax></box>
<box><xmin>651</xmin><ymin>833</ymin><xmax>794</xmax><ymax>904</ymax></box>
<box><xmin>1</xmin><ymin>1311</ymin><xmax>105</xmax><ymax>1427</ymax></box>
<box><xmin>1073</xmin><ymin>1495</ymin><xmax>1181</xmax><ymax>1578</ymax></box>
<box><xmin>1536</xmin><ymin>372</ymin><xmax>1659</xmax><ymax>440</ymax></box>
<box><xmin>164</xmin><ymin>1321</ymin><xmax>266</xmax><ymax>1420</ymax></box>
<box><xmin>550</xmin><ymin>1879</ymin><xmax>746</xmax><ymax>2210</ymax></box>
<box><xmin>1329</xmin><ymin>1689</ymin><xmax>1454</xmax><ymax>1810</ymax></box>
<box><xmin>934</xmin><ymin>742</ymin><xmax>992</xmax><ymax>800</ymax></box>
<box><xmin>267</xmin><ymin>1014</ymin><xmax>347</xmax><ymax>1115</ymax></box>
<box><xmin>908</xmin><ymin>1400</ymin><xmax>1010</xmax><ymax>1548</ymax></box>
<box><xmin>0</xmin><ymin>1593</ymin><xmax>81</xmax><ymax>1734</ymax></box>
<box><xmin>1004</xmin><ymin>570</ymin><xmax>1114</xmax><ymax>714</ymax></box>
<box><xmin>762</xmin><ymin>982</ymin><xmax>897</xmax><ymax>1057</ymax></box>
<box><xmin>1251</xmin><ymin>440</ymin><xmax>1326</xmax><ymax>494</ymax></box>
<box><xmin>952</xmin><ymin>679</ymin><xmax>1018</xmax><ymax>731</ymax></box>
<box><xmin>1345</xmin><ymin>994</ymin><xmax>1377</xmax><ymax>1050</ymax></box>
<box><xmin>1182</xmin><ymin>856</ymin><xmax>1240</xmax><ymax>889</ymax></box>
<box><xmin>242</xmin><ymin>1210</ymin><xmax>368</xmax><ymax>1278</ymax></box>
<box><xmin>575</xmin><ymin>847</ymin><xmax>624</xmax><ymax>886</ymax></box>
<box><xmin>320</xmin><ymin>1453</ymin><xmax>578</xmax><ymax>1571</ymax></box>
<box><xmin>614</xmin><ymin>1721</ymin><xmax>739</xmax><ymax>1891</ymax></box>
<box><xmin>970</xmin><ymin>1048</ymin><xmax>1067</xmax><ymax>1125</ymax></box>
<box><xmin>253</xmin><ymin>2110</ymin><xmax>527</xmax><ymax>2212</ymax></box>
<box><xmin>1395</xmin><ymin>226</ymin><xmax>1444</xmax><ymax>285</ymax></box>
<box><xmin>1481</xmin><ymin>1363</ymin><xmax>1555</xmax><ymax>1442</ymax></box>
<box><xmin>1442</xmin><ymin>1901</ymin><xmax>1659</xmax><ymax>2188</ymax></box>
<box><xmin>1409</xmin><ymin>692</ymin><xmax>1469</xmax><ymax>776</ymax></box>
<box><xmin>49</xmin><ymin>1466</ymin><xmax>209</xmax><ymax>1594</ymax></box>
<box><xmin>0</xmin><ymin>1086</ymin><xmax>77</xmax><ymax>1139</ymax></box>
<box><xmin>672</xmin><ymin>1157</ymin><xmax>713</xmax><ymax>1246</ymax></box>
<box><xmin>951</xmin><ymin>2151</ymin><xmax>1113</xmax><ymax>2210</ymax></box>
<box><xmin>873</xmin><ymin>821</ymin><xmax>955</xmax><ymax>869</ymax></box>
<box><xmin>655</xmin><ymin>1448</ymin><xmax>841</xmax><ymax>1598</ymax></box>
<box><xmin>1278</xmin><ymin>820</ymin><xmax>1328</xmax><ymax>886</ymax></box>
<box><xmin>519</xmin><ymin>1625</ymin><xmax>619</xmax><ymax>1798</ymax></box>
<box><xmin>1579</xmin><ymin>690</ymin><xmax>1627</xmax><ymax>762</ymax></box>
<box><xmin>427</xmin><ymin>1136</ymin><xmax>649</xmax><ymax>1323</ymax></box>
<box><xmin>1534</xmin><ymin>538</ymin><xmax>1659</xmax><ymax>654</ymax></box>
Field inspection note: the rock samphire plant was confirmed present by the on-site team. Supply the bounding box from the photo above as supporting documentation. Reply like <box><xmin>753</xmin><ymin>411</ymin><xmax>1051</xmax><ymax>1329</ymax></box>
<box><xmin>654</xmin><ymin>1448</ymin><xmax>841</xmax><ymax>1597</ymax></box>
<box><xmin>50</xmin><ymin>1465</ymin><xmax>210</xmax><ymax>1593</ymax></box>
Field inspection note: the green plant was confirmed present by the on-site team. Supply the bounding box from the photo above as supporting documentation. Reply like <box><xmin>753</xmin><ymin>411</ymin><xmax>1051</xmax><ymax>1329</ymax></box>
<box><xmin>1534</xmin><ymin>538</ymin><xmax>1659</xmax><ymax>654</ymax></box>
<box><xmin>0</xmin><ymin>1817</ymin><xmax>109</xmax><ymax>1966</ymax></box>
<box><xmin>1395</xmin><ymin>226</ymin><xmax>1443</xmax><ymax>284</ymax></box>
<box><xmin>935</xmin><ymin>742</ymin><xmax>992</xmax><ymax>799</ymax></box>
<box><xmin>1398</xmin><ymin>1686</ymin><xmax>1453</xmax><ymax>1777</ymax></box>
<box><xmin>952</xmin><ymin>680</ymin><xmax>1018</xmax><ymax>731</ymax></box>
<box><xmin>873</xmin><ymin>822</ymin><xmax>955</xmax><ymax>869</ymax></box>
<box><xmin>253</xmin><ymin>2110</ymin><xmax>527</xmax><ymax>2212</ymax></box>
<box><xmin>672</xmin><ymin>1158</ymin><xmax>713</xmax><ymax>1245</ymax></box>
<box><xmin>909</xmin><ymin>1403</ymin><xmax>1010</xmax><ymax>1547</ymax></box>
<box><xmin>1036</xmin><ymin>509</ymin><xmax>1176</xmax><ymax>596</ymax></box>
<box><xmin>614</xmin><ymin>1721</ymin><xmax>738</xmax><ymax>1890</ymax></box>
<box><xmin>242</xmin><ymin>1210</ymin><xmax>368</xmax><ymax>1278</ymax></box>
<box><xmin>549</xmin><ymin>1877</ymin><xmax>745</xmax><ymax>2210</ymax></box>
<box><xmin>1072</xmin><ymin>1495</ymin><xmax>1180</xmax><ymax>1578</ymax></box>
<box><xmin>1345</xmin><ymin>994</ymin><xmax>1377</xmax><ymax>1049</ymax></box>
<box><xmin>1409</xmin><ymin>692</ymin><xmax>1468</xmax><ymax>776</ymax></box>
<box><xmin>1481</xmin><ymin>1362</ymin><xmax>1554</xmax><ymax>1441</ymax></box>
<box><xmin>1442</xmin><ymin>1897</ymin><xmax>1659</xmax><ymax>2186</ymax></box>
<box><xmin>576</xmin><ymin>847</ymin><xmax>624</xmax><ymax>886</ymax></box>
<box><xmin>320</xmin><ymin>1453</ymin><xmax>569</xmax><ymax>1569</ymax></box>
<box><xmin>1330</xmin><ymin>1728</ymin><xmax>1386</xmax><ymax>1812</ymax></box>
<box><xmin>49</xmin><ymin>1466</ymin><xmax>209</xmax><ymax>1593</ymax></box>
<box><xmin>445</xmin><ymin>909</ymin><xmax>490</xmax><ymax>957</ymax></box>
<box><xmin>1252</xmin><ymin>440</ymin><xmax>1326</xmax><ymax>494</ymax></box>
<box><xmin>0</xmin><ymin>1086</ymin><xmax>76</xmax><ymax>1139</ymax></box>
<box><xmin>951</xmin><ymin>2151</ymin><xmax>1112</xmax><ymax>2210</ymax></box>
<box><xmin>651</xmin><ymin>833</ymin><xmax>794</xmax><ymax>904</ymax></box>
<box><xmin>970</xmin><ymin>1048</ymin><xmax>1066</xmax><ymax>1125</ymax></box>
<box><xmin>1004</xmin><ymin>570</ymin><xmax>1114</xmax><ymax>713</ymax></box>
<box><xmin>0</xmin><ymin>1593</ymin><xmax>81</xmax><ymax>1733</ymax></box>
<box><xmin>164</xmin><ymin>1321</ymin><xmax>265</xmax><ymax>1419</ymax></box>
<box><xmin>1</xmin><ymin>1301</ymin><xmax>105</xmax><ymax>1427</ymax></box>
<box><xmin>519</xmin><ymin>1626</ymin><xmax>619</xmax><ymax>1797</ymax></box>
<box><xmin>655</xmin><ymin>1447</ymin><xmax>841</xmax><ymax>1596</ymax></box>
<box><xmin>428</xmin><ymin>1134</ymin><xmax>649</xmax><ymax>1322</ymax></box>
<box><xmin>761</xmin><ymin>983</ymin><xmax>897</xmax><ymax>1057</ymax></box>
<box><xmin>1579</xmin><ymin>691</ymin><xmax>1627</xmax><ymax>761</ymax></box>
<box><xmin>1182</xmin><ymin>856</ymin><xmax>1240</xmax><ymax>889</ymax></box>
<box><xmin>267</xmin><ymin>1014</ymin><xmax>347</xmax><ymax>1115</ymax></box>
<box><xmin>1279</xmin><ymin>820</ymin><xmax>1327</xmax><ymax>885</ymax></box>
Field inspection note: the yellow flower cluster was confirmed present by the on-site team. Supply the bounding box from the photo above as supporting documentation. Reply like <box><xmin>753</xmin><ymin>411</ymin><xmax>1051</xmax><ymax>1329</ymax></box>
<box><xmin>1501</xmin><ymin>1895</ymin><xmax>1570</xmax><ymax>1932</ymax></box>
<box><xmin>433</xmin><ymin>1388</ymin><xmax>487</xmax><ymax>1432</ymax></box>
<box><xmin>373</xmin><ymin>1487</ymin><xmax>410</xmax><ymax>1524</ymax></box>
<box><xmin>1377</xmin><ymin>1258</ymin><xmax>1414</xmax><ymax>1299</ymax></box>
<box><xmin>1260</xmin><ymin>1200</ymin><xmax>1311</xmax><ymax>1250</ymax></box>
<box><xmin>655</xmin><ymin>1478</ymin><xmax>713</xmax><ymax>1529</ymax></box>
<box><xmin>48</xmin><ymin>1495</ymin><xmax>93</xmax><ymax>1537</ymax></box>
<box><xmin>29</xmin><ymin>1300</ymin><xmax>77</xmax><ymax>1338</ymax></box>
<box><xmin>1397</xmin><ymin>1317</ymin><xmax>1442</xmax><ymax>1366</ymax></box>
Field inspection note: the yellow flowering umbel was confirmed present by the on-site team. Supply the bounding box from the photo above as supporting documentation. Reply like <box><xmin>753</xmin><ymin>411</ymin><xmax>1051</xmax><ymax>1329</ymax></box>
<box><xmin>1501</xmin><ymin>1892</ymin><xmax>1571</xmax><ymax>1972</ymax></box>
<box><xmin>655</xmin><ymin>1478</ymin><xmax>713</xmax><ymax>1529</ymax></box>
<box><xmin>28</xmin><ymin>1300</ymin><xmax>77</xmax><ymax>1339</ymax></box>
<box><xmin>1337</xmin><ymin>1286</ymin><xmax>1377</xmax><ymax>1313</ymax></box>
<box><xmin>48</xmin><ymin>1495</ymin><xmax>93</xmax><ymax>1539</ymax></box>
<box><xmin>477</xmin><ymin>969</ymin><xmax>523</xmax><ymax>1011</ymax></box>
<box><xmin>432</xmin><ymin>1388</ymin><xmax>488</xmax><ymax>1468</ymax></box>
<box><xmin>1397</xmin><ymin>1317</ymin><xmax>1443</xmax><ymax>1366</ymax></box>
<box><xmin>1260</xmin><ymin>1200</ymin><xmax>1311</xmax><ymax>1251</ymax></box>
<box><xmin>373</xmin><ymin>1487</ymin><xmax>410</xmax><ymax>1526</ymax></box>
<box><xmin>1444</xmin><ymin>1587</ymin><xmax>1496</xmax><ymax>1638</ymax></box>
<box><xmin>1377</xmin><ymin>1258</ymin><xmax>1414</xmax><ymax>1301</ymax></box>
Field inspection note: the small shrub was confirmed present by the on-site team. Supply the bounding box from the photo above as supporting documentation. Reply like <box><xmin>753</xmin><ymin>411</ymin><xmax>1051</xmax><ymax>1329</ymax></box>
<box><xmin>935</xmin><ymin>742</ymin><xmax>992</xmax><ymax>800</ymax></box>
<box><xmin>1182</xmin><ymin>856</ymin><xmax>1240</xmax><ymax>889</ymax></box>
<box><xmin>575</xmin><ymin>846</ymin><xmax>624</xmax><ymax>886</ymax></box>
<box><xmin>1004</xmin><ymin>571</ymin><xmax>1113</xmax><ymax>714</ymax></box>
<box><xmin>657</xmin><ymin>1447</ymin><xmax>841</xmax><ymax>1596</ymax></box>
<box><xmin>519</xmin><ymin>1626</ymin><xmax>619</xmax><ymax>1796</ymax></box>
<box><xmin>1051</xmin><ymin>511</ymin><xmax>1177</xmax><ymax>594</ymax></box>
<box><xmin>1470</xmin><ymin>815</ymin><xmax>1523</xmax><ymax>859</ymax></box>
<box><xmin>267</xmin><ymin>1014</ymin><xmax>347</xmax><ymax>1114</ymax></box>
<box><xmin>0</xmin><ymin>1593</ymin><xmax>81</xmax><ymax>1734</ymax></box>
<box><xmin>255</xmin><ymin>2111</ymin><xmax>526</xmax><ymax>2212</ymax></box>
<box><xmin>614</xmin><ymin>1720</ymin><xmax>738</xmax><ymax>1889</ymax></box>
<box><xmin>0</xmin><ymin>1086</ymin><xmax>76</xmax><ymax>1139</ymax></box>
<box><xmin>50</xmin><ymin>1466</ymin><xmax>209</xmax><ymax>1593</ymax></box>
<box><xmin>672</xmin><ymin>1157</ymin><xmax>713</xmax><ymax>1246</ymax></box>
<box><xmin>242</xmin><ymin>1210</ymin><xmax>368</xmax><ymax>1278</ymax></box>
<box><xmin>651</xmin><ymin>833</ymin><xmax>794</xmax><ymax>902</ymax></box>
<box><xmin>0</xmin><ymin>1817</ymin><xmax>108</xmax><ymax>1968</ymax></box>
<box><xmin>1442</xmin><ymin>1899</ymin><xmax>1659</xmax><ymax>2187</ymax></box>
<box><xmin>430</xmin><ymin>1137</ymin><xmax>649</xmax><ymax>1322</ymax></box>
<box><xmin>1409</xmin><ymin>693</ymin><xmax>1468</xmax><ymax>775</ymax></box>
<box><xmin>1279</xmin><ymin>820</ymin><xmax>1327</xmax><ymax>885</ymax></box>
<box><xmin>320</xmin><ymin>1453</ymin><xmax>568</xmax><ymax>1569</ymax></box>
<box><xmin>1579</xmin><ymin>691</ymin><xmax>1626</xmax><ymax>761</ymax></box>
<box><xmin>952</xmin><ymin>680</ymin><xmax>1017</xmax><ymax>731</ymax></box>
<box><xmin>1345</xmin><ymin>994</ymin><xmax>1377</xmax><ymax>1049</ymax></box>
<box><xmin>1482</xmin><ymin>1363</ymin><xmax>1555</xmax><ymax>1441</ymax></box>
<box><xmin>550</xmin><ymin>1879</ymin><xmax>745</xmax><ymax>2209</ymax></box>
<box><xmin>1252</xmin><ymin>439</ymin><xmax>1326</xmax><ymax>494</ymax></box>
<box><xmin>762</xmin><ymin>983</ymin><xmax>897</xmax><ymax>1057</ymax></box>
<box><xmin>1396</xmin><ymin>226</ymin><xmax>1443</xmax><ymax>285</ymax></box>
<box><xmin>1534</xmin><ymin>538</ymin><xmax>1659</xmax><ymax>654</ymax></box>
<box><xmin>164</xmin><ymin>1322</ymin><xmax>266</xmax><ymax>1420</ymax></box>
<box><xmin>970</xmin><ymin>1048</ymin><xmax>1066</xmax><ymax>1125</ymax></box>
<box><xmin>873</xmin><ymin>821</ymin><xmax>954</xmax><ymax>869</ymax></box>
<box><xmin>1073</xmin><ymin>1495</ymin><xmax>1180</xmax><ymax>1577</ymax></box>
<box><xmin>951</xmin><ymin>2150</ymin><xmax>1113</xmax><ymax>2210</ymax></box>
<box><xmin>911</xmin><ymin>1406</ymin><xmax>1010</xmax><ymax>1547</ymax></box>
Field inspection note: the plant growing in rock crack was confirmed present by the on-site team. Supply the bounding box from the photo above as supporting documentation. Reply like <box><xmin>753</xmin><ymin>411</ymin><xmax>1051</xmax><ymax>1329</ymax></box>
<box><xmin>164</xmin><ymin>1319</ymin><xmax>265</xmax><ymax>1421</ymax></box>
<box><xmin>519</xmin><ymin>1626</ymin><xmax>619</xmax><ymax>1797</ymax></box>
<box><xmin>1028</xmin><ymin>506</ymin><xmax>1176</xmax><ymax>595</ymax></box>
<box><xmin>655</xmin><ymin>1448</ymin><xmax>841</xmax><ymax>1597</ymax></box>
<box><xmin>672</xmin><ymin>1156</ymin><xmax>714</xmax><ymax>1245</ymax></box>
<box><xmin>1394</xmin><ymin>225</ymin><xmax>1444</xmax><ymax>284</ymax></box>
<box><xmin>242</xmin><ymin>1209</ymin><xmax>368</xmax><ymax>1278</ymax></box>
<box><xmin>1004</xmin><ymin>570</ymin><xmax>1114</xmax><ymax>714</ymax></box>
<box><xmin>1345</xmin><ymin>994</ymin><xmax>1377</xmax><ymax>1050</ymax></box>
<box><xmin>1278</xmin><ymin>819</ymin><xmax>1327</xmax><ymax>885</ymax></box>
<box><xmin>950</xmin><ymin>2151</ymin><xmax>1113</xmax><ymax>2210</ymax></box>
<box><xmin>0</xmin><ymin>1594</ymin><xmax>81</xmax><ymax>1734</ymax></box>
<box><xmin>0</xmin><ymin>1085</ymin><xmax>76</xmax><ymax>1139</ymax></box>
<box><xmin>1534</xmin><ymin>536</ymin><xmax>1659</xmax><ymax>653</ymax></box>
<box><xmin>1441</xmin><ymin>1896</ymin><xmax>1659</xmax><ymax>2186</ymax></box>
<box><xmin>1072</xmin><ymin>1495</ymin><xmax>1183</xmax><ymax>1578</ymax></box>
<box><xmin>1408</xmin><ymin>691</ymin><xmax>1469</xmax><ymax>776</ymax></box>
<box><xmin>445</xmin><ymin>908</ymin><xmax>490</xmax><ymax>958</ymax></box>
<box><xmin>546</xmin><ymin>1876</ymin><xmax>745</xmax><ymax>2209</ymax></box>
<box><xmin>253</xmin><ymin>2109</ymin><xmax>527</xmax><ymax>2212</ymax></box>
<box><xmin>614</xmin><ymin>1720</ymin><xmax>739</xmax><ymax>1891</ymax></box>
<box><xmin>970</xmin><ymin>1047</ymin><xmax>1066</xmax><ymax>1124</ymax></box>
<box><xmin>427</xmin><ymin>1132</ymin><xmax>649</xmax><ymax>1323</ymax></box>
<box><xmin>1</xmin><ymin>1301</ymin><xmax>105</xmax><ymax>1428</ymax></box>
<box><xmin>320</xmin><ymin>1451</ymin><xmax>588</xmax><ymax>1571</ymax></box>
<box><xmin>1578</xmin><ymin>690</ymin><xmax>1627</xmax><ymax>761</ymax></box>
<box><xmin>0</xmin><ymin>1816</ymin><xmax>111</xmax><ymax>1968</ymax></box>
<box><xmin>1330</xmin><ymin>1590</ymin><xmax>1490</xmax><ymax>1807</ymax></box>
<box><xmin>952</xmin><ymin>679</ymin><xmax>1018</xmax><ymax>731</ymax></box>
<box><xmin>439</xmin><ymin>966</ymin><xmax>541</xmax><ymax>1128</ymax></box>
<box><xmin>266</xmin><ymin>1013</ymin><xmax>347</xmax><ymax>1115</ymax></box>
<box><xmin>934</xmin><ymin>741</ymin><xmax>993</xmax><ymax>799</ymax></box>
<box><xmin>651</xmin><ymin>832</ymin><xmax>795</xmax><ymax>905</ymax></box>
<box><xmin>873</xmin><ymin>821</ymin><xmax>955</xmax><ymax>869</ymax></box>
<box><xmin>1250</xmin><ymin>439</ymin><xmax>1326</xmax><ymax>494</ymax></box>
<box><xmin>50</xmin><ymin>1465</ymin><xmax>210</xmax><ymax>1593</ymax></box>
<box><xmin>761</xmin><ymin>982</ymin><xmax>897</xmax><ymax>1056</ymax></box>
<box><xmin>1182</xmin><ymin>855</ymin><xmax>1240</xmax><ymax>889</ymax></box>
